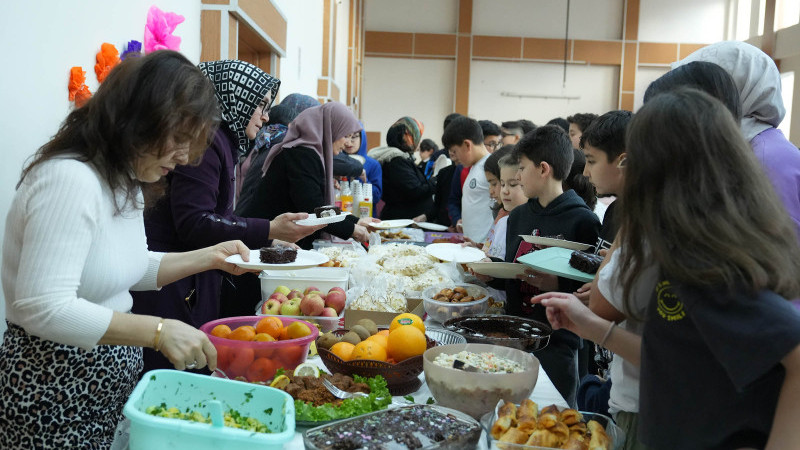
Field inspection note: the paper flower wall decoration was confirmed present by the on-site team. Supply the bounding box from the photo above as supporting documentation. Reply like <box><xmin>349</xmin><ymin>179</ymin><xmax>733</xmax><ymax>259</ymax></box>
<box><xmin>94</xmin><ymin>43</ymin><xmax>120</xmax><ymax>83</ymax></box>
<box><xmin>144</xmin><ymin>5</ymin><xmax>185</xmax><ymax>53</ymax></box>
<box><xmin>68</xmin><ymin>67</ymin><xmax>92</xmax><ymax>108</ymax></box>
<box><xmin>121</xmin><ymin>40</ymin><xmax>143</xmax><ymax>60</ymax></box>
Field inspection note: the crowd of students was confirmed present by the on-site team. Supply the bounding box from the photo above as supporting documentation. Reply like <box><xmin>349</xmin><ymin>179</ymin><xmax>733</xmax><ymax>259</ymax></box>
<box><xmin>1</xmin><ymin>40</ymin><xmax>800</xmax><ymax>449</ymax></box>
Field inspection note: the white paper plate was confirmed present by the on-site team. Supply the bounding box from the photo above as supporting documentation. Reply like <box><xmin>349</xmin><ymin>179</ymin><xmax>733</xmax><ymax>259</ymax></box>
<box><xmin>370</xmin><ymin>219</ymin><xmax>415</xmax><ymax>229</ymax></box>
<box><xmin>414</xmin><ymin>221</ymin><xmax>448</xmax><ymax>231</ymax></box>
<box><xmin>225</xmin><ymin>249</ymin><xmax>329</xmax><ymax>270</ymax></box>
<box><xmin>426</xmin><ymin>243</ymin><xmax>486</xmax><ymax>263</ymax></box>
<box><xmin>466</xmin><ymin>262</ymin><xmax>527</xmax><ymax>279</ymax></box>
<box><xmin>295</xmin><ymin>212</ymin><xmax>349</xmax><ymax>226</ymax></box>
<box><xmin>519</xmin><ymin>235</ymin><xmax>592</xmax><ymax>251</ymax></box>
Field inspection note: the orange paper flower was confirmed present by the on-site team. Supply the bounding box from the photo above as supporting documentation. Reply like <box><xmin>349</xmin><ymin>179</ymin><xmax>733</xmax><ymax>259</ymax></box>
<box><xmin>94</xmin><ymin>43</ymin><xmax>120</xmax><ymax>83</ymax></box>
<box><xmin>68</xmin><ymin>66</ymin><xmax>92</xmax><ymax>107</ymax></box>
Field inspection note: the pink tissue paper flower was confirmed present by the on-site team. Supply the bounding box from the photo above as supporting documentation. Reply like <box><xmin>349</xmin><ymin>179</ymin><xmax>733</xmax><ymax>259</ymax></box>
<box><xmin>144</xmin><ymin>5</ymin><xmax>185</xmax><ymax>53</ymax></box>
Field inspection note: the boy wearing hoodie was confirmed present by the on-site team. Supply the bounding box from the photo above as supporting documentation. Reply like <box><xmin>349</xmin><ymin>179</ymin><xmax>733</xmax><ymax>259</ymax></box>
<box><xmin>506</xmin><ymin>125</ymin><xmax>601</xmax><ymax>407</ymax></box>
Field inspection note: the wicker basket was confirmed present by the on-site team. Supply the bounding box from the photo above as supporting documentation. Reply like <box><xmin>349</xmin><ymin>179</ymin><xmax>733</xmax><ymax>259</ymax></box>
<box><xmin>318</xmin><ymin>328</ymin><xmax>461</xmax><ymax>396</ymax></box>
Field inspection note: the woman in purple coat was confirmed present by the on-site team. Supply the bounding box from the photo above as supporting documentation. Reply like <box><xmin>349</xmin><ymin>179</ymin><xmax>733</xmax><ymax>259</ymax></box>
<box><xmin>131</xmin><ymin>60</ymin><xmax>320</xmax><ymax>374</ymax></box>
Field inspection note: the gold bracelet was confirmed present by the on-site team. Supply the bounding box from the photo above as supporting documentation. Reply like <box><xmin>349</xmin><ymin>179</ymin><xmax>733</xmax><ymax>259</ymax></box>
<box><xmin>599</xmin><ymin>321</ymin><xmax>616</xmax><ymax>348</ymax></box>
<box><xmin>153</xmin><ymin>318</ymin><xmax>164</xmax><ymax>352</ymax></box>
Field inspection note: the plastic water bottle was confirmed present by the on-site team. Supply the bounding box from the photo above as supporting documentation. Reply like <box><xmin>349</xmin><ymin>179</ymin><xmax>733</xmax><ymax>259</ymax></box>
<box><xmin>352</xmin><ymin>181</ymin><xmax>362</xmax><ymax>215</ymax></box>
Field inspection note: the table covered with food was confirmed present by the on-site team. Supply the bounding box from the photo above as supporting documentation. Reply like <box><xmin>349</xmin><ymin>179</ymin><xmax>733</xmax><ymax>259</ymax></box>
<box><xmin>117</xmin><ymin>235</ymin><xmax>618</xmax><ymax>449</ymax></box>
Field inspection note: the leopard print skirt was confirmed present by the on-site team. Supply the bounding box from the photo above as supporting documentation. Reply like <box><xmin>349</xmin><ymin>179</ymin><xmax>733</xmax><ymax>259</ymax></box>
<box><xmin>0</xmin><ymin>322</ymin><xmax>143</xmax><ymax>449</ymax></box>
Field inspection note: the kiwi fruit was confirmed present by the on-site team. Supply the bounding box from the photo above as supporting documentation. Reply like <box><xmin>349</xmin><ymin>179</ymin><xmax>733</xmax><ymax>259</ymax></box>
<box><xmin>317</xmin><ymin>332</ymin><xmax>340</xmax><ymax>350</ymax></box>
<box><xmin>356</xmin><ymin>319</ymin><xmax>378</xmax><ymax>336</ymax></box>
<box><xmin>350</xmin><ymin>325</ymin><xmax>371</xmax><ymax>341</ymax></box>
<box><xmin>341</xmin><ymin>331</ymin><xmax>362</xmax><ymax>345</ymax></box>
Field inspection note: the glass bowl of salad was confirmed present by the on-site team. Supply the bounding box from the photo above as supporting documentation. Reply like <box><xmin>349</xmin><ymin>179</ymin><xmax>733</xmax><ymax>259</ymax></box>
<box><xmin>422</xmin><ymin>343</ymin><xmax>539</xmax><ymax>419</ymax></box>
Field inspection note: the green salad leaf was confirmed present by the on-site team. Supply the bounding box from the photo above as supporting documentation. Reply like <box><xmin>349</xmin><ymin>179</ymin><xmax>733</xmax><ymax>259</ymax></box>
<box><xmin>294</xmin><ymin>374</ymin><xmax>392</xmax><ymax>422</ymax></box>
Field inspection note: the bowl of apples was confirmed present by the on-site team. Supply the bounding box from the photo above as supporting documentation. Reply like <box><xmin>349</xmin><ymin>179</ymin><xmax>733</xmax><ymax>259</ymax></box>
<box><xmin>256</xmin><ymin>285</ymin><xmax>346</xmax><ymax>333</ymax></box>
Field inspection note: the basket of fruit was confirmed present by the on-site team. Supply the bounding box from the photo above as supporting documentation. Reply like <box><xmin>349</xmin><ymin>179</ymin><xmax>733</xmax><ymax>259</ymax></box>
<box><xmin>316</xmin><ymin>314</ymin><xmax>442</xmax><ymax>396</ymax></box>
<box><xmin>200</xmin><ymin>316</ymin><xmax>318</xmax><ymax>383</ymax></box>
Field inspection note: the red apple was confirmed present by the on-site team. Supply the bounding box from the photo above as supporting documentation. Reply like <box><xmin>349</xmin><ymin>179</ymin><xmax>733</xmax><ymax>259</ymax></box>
<box><xmin>280</xmin><ymin>299</ymin><xmax>301</xmax><ymax>316</ymax></box>
<box><xmin>268</xmin><ymin>292</ymin><xmax>288</xmax><ymax>304</ymax></box>
<box><xmin>328</xmin><ymin>287</ymin><xmax>345</xmax><ymax>296</ymax></box>
<box><xmin>325</xmin><ymin>290</ymin><xmax>346</xmax><ymax>314</ymax></box>
<box><xmin>261</xmin><ymin>298</ymin><xmax>282</xmax><ymax>315</ymax></box>
<box><xmin>303</xmin><ymin>286</ymin><xmax>320</xmax><ymax>296</ymax></box>
<box><xmin>320</xmin><ymin>307</ymin><xmax>338</xmax><ymax>318</ymax></box>
<box><xmin>300</xmin><ymin>293</ymin><xmax>325</xmax><ymax>316</ymax></box>
<box><xmin>287</xmin><ymin>290</ymin><xmax>303</xmax><ymax>300</ymax></box>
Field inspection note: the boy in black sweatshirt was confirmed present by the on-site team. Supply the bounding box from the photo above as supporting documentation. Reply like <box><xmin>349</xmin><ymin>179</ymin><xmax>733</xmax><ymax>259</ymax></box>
<box><xmin>505</xmin><ymin>125</ymin><xmax>600</xmax><ymax>407</ymax></box>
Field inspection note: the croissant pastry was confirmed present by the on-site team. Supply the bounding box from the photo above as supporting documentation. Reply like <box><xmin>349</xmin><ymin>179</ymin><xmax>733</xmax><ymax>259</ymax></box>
<box><xmin>549</xmin><ymin>421</ymin><xmax>570</xmax><ymax>447</ymax></box>
<box><xmin>516</xmin><ymin>399</ymin><xmax>539</xmax><ymax>433</ymax></box>
<box><xmin>491</xmin><ymin>402</ymin><xmax>518</xmax><ymax>439</ymax></box>
<box><xmin>561</xmin><ymin>435</ymin><xmax>589</xmax><ymax>450</ymax></box>
<box><xmin>527</xmin><ymin>428</ymin><xmax>561</xmax><ymax>447</ymax></box>
<box><xmin>569</xmin><ymin>421</ymin><xmax>588</xmax><ymax>437</ymax></box>
<box><xmin>499</xmin><ymin>427</ymin><xmax>529</xmax><ymax>445</ymax></box>
<box><xmin>538</xmin><ymin>404</ymin><xmax>560</xmax><ymax>429</ymax></box>
<box><xmin>560</xmin><ymin>408</ymin><xmax>583</xmax><ymax>426</ymax></box>
<box><xmin>587</xmin><ymin>420</ymin><xmax>611</xmax><ymax>450</ymax></box>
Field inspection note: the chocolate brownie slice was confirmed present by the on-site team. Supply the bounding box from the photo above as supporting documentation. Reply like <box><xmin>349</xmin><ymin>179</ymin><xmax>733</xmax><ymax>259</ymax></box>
<box><xmin>568</xmin><ymin>250</ymin><xmax>603</xmax><ymax>274</ymax></box>
<box><xmin>259</xmin><ymin>246</ymin><xmax>298</xmax><ymax>264</ymax></box>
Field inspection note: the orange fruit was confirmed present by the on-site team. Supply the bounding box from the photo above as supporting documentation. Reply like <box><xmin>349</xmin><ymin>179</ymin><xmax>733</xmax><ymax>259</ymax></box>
<box><xmin>387</xmin><ymin>325</ymin><xmax>427</xmax><ymax>362</ymax></box>
<box><xmin>329</xmin><ymin>342</ymin><xmax>356</xmax><ymax>361</ymax></box>
<box><xmin>366</xmin><ymin>334</ymin><xmax>389</xmax><ymax>349</ymax></box>
<box><xmin>228</xmin><ymin>325</ymin><xmax>256</xmax><ymax>341</ymax></box>
<box><xmin>286</xmin><ymin>321</ymin><xmax>312</xmax><ymax>340</ymax></box>
<box><xmin>279</xmin><ymin>326</ymin><xmax>290</xmax><ymax>340</ymax></box>
<box><xmin>210</xmin><ymin>324</ymin><xmax>232</xmax><ymax>339</ymax></box>
<box><xmin>254</xmin><ymin>333</ymin><xmax>276</xmax><ymax>342</ymax></box>
<box><xmin>277</xmin><ymin>345</ymin><xmax>305</xmax><ymax>368</ymax></box>
<box><xmin>389</xmin><ymin>313</ymin><xmax>425</xmax><ymax>334</ymax></box>
<box><xmin>256</xmin><ymin>317</ymin><xmax>284</xmax><ymax>339</ymax></box>
<box><xmin>351</xmin><ymin>340</ymin><xmax>388</xmax><ymax>362</ymax></box>
<box><xmin>226</xmin><ymin>347</ymin><xmax>255</xmax><ymax>378</ymax></box>
<box><xmin>245</xmin><ymin>357</ymin><xmax>278</xmax><ymax>382</ymax></box>
<box><xmin>376</xmin><ymin>330</ymin><xmax>390</xmax><ymax>337</ymax></box>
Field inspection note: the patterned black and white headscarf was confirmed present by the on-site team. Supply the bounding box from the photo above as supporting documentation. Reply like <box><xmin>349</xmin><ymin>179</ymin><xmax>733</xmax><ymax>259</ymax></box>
<box><xmin>198</xmin><ymin>60</ymin><xmax>281</xmax><ymax>156</ymax></box>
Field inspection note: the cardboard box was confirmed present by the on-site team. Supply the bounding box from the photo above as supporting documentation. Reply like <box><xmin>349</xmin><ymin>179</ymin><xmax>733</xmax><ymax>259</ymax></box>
<box><xmin>344</xmin><ymin>298</ymin><xmax>424</xmax><ymax>329</ymax></box>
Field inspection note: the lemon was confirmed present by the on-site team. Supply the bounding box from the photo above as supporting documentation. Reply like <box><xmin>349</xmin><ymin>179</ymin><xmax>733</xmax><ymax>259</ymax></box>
<box><xmin>269</xmin><ymin>374</ymin><xmax>290</xmax><ymax>389</ymax></box>
<box><xmin>293</xmin><ymin>362</ymin><xmax>320</xmax><ymax>378</ymax></box>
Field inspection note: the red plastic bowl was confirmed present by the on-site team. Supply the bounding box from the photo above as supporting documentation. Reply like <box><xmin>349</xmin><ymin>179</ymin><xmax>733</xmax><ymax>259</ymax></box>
<box><xmin>200</xmin><ymin>316</ymin><xmax>319</xmax><ymax>382</ymax></box>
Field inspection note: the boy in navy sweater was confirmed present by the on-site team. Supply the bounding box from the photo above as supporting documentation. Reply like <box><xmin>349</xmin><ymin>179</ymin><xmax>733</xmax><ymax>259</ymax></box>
<box><xmin>505</xmin><ymin>125</ymin><xmax>600</xmax><ymax>407</ymax></box>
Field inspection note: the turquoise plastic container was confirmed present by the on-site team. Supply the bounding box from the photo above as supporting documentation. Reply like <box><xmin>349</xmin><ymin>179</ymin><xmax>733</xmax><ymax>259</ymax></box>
<box><xmin>123</xmin><ymin>369</ymin><xmax>295</xmax><ymax>449</ymax></box>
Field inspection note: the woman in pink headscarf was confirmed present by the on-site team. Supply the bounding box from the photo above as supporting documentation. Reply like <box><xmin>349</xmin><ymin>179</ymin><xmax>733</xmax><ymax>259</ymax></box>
<box><xmin>254</xmin><ymin>101</ymin><xmax>372</xmax><ymax>249</ymax></box>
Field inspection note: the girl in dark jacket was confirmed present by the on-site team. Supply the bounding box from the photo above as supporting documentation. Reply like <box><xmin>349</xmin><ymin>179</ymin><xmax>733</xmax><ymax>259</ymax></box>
<box><xmin>370</xmin><ymin>117</ymin><xmax>434</xmax><ymax>220</ymax></box>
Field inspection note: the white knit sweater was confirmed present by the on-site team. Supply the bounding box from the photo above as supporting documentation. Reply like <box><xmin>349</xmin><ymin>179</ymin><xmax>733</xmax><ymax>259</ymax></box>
<box><xmin>2</xmin><ymin>158</ymin><xmax>163</xmax><ymax>350</ymax></box>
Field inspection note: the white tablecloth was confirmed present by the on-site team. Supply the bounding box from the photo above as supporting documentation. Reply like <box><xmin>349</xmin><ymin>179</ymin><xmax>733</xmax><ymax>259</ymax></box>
<box><xmin>285</xmin><ymin>348</ymin><xmax>567</xmax><ymax>449</ymax></box>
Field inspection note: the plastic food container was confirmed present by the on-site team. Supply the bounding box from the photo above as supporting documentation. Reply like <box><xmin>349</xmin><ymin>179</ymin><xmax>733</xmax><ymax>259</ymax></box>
<box><xmin>124</xmin><ymin>369</ymin><xmax>295</xmax><ymax>450</ymax></box>
<box><xmin>479</xmin><ymin>401</ymin><xmax>626</xmax><ymax>450</ymax></box>
<box><xmin>259</xmin><ymin>267</ymin><xmax>349</xmax><ymax>300</ymax></box>
<box><xmin>199</xmin><ymin>316</ymin><xmax>318</xmax><ymax>382</ymax></box>
<box><xmin>423</xmin><ymin>343</ymin><xmax>539</xmax><ymax>419</ymax></box>
<box><xmin>421</xmin><ymin>283</ymin><xmax>490</xmax><ymax>323</ymax></box>
<box><xmin>303</xmin><ymin>404</ymin><xmax>481</xmax><ymax>449</ymax></box>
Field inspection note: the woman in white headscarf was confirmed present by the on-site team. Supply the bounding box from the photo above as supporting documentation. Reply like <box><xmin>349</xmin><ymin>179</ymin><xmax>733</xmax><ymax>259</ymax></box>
<box><xmin>674</xmin><ymin>41</ymin><xmax>800</xmax><ymax>240</ymax></box>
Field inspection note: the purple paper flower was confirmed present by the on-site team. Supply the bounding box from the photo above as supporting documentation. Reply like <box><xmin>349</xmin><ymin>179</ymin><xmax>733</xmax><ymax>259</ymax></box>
<box><xmin>144</xmin><ymin>5</ymin><xmax>185</xmax><ymax>53</ymax></box>
<box><xmin>120</xmin><ymin>40</ymin><xmax>143</xmax><ymax>60</ymax></box>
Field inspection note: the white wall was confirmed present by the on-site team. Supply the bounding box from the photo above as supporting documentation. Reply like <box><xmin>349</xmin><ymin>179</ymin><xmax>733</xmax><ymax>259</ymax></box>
<box><xmin>365</xmin><ymin>0</ymin><xmax>458</xmax><ymax>33</ymax></box>
<box><xmin>469</xmin><ymin>60</ymin><xmax>620</xmax><ymax>126</ymax></box>
<box><xmin>273</xmin><ymin>0</ymin><xmax>325</xmax><ymax>99</ymax></box>
<box><xmin>639</xmin><ymin>0</ymin><xmax>727</xmax><ymax>42</ymax></box>
<box><xmin>472</xmin><ymin>0</ymin><xmax>624</xmax><ymax>41</ymax></box>
<box><xmin>361</xmin><ymin>57</ymin><xmax>455</xmax><ymax>148</ymax></box>
<box><xmin>634</xmin><ymin>66</ymin><xmax>670</xmax><ymax>111</ymax></box>
<box><xmin>0</xmin><ymin>0</ymin><xmax>201</xmax><ymax>331</ymax></box>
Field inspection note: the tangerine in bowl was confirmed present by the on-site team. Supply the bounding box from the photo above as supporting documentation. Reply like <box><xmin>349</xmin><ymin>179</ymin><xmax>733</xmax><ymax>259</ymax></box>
<box><xmin>200</xmin><ymin>316</ymin><xmax>318</xmax><ymax>383</ymax></box>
